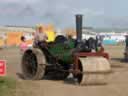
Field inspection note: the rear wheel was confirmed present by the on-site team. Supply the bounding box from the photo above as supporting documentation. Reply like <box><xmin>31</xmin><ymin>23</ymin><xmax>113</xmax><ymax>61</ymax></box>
<box><xmin>21</xmin><ymin>49</ymin><xmax>46</xmax><ymax>80</ymax></box>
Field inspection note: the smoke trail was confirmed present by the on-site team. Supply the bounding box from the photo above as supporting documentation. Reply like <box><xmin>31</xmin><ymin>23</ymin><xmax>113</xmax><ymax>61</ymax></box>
<box><xmin>0</xmin><ymin>0</ymin><xmax>104</xmax><ymax>28</ymax></box>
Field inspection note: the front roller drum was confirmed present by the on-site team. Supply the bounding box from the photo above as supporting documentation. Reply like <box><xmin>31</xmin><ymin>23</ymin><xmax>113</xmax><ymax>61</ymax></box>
<box><xmin>21</xmin><ymin>48</ymin><xmax>46</xmax><ymax>80</ymax></box>
<box><xmin>76</xmin><ymin>57</ymin><xmax>111</xmax><ymax>85</ymax></box>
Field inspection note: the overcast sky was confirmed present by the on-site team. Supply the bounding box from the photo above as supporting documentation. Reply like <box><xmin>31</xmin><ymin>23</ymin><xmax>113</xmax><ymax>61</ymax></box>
<box><xmin>0</xmin><ymin>0</ymin><xmax>128</xmax><ymax>28</ymax></box>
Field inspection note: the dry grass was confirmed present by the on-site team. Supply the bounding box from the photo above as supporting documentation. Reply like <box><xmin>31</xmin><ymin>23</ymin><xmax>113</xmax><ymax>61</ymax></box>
<box><xmin>0</xmin><ymin>77</ymin><xmax>16</xmax><ymax>96</ymax></box>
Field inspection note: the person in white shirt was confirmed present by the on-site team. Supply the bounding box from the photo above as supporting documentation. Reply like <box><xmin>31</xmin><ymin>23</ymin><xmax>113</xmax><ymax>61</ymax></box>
<box><xmin>33</xmin><ymin>26</ymin><xmax>48</xmax><ymax>48</ymax></box>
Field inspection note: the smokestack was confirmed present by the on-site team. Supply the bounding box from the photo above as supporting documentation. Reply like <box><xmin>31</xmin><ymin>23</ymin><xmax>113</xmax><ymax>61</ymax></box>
<box><xmin>76</xmin><ymin>14</ymin><xmax>83</xmax><ymax>44</ymax></box>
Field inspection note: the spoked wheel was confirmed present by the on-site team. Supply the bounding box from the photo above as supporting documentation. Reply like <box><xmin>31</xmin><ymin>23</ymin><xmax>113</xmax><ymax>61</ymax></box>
<box><xmin>22</xmin><ymin>50</ymin><xmax>37</xmax><ymax>79</ymax></box>
<box><xmin>21</xmin><ymin>48</ymin><xmax>46</xmax><ymax>80</ymax></box>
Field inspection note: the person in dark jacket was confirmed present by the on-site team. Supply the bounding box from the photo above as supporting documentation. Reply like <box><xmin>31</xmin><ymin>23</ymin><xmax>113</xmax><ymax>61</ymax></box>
<box><xmin>125</xmin><ymin>35</ymin><xmax>128</xmax><ymax>48</ymax></box>
<box><xmin>124</xmin><ymin>35</ymin><xmax>128</xmax><ymax>61</ymax></box>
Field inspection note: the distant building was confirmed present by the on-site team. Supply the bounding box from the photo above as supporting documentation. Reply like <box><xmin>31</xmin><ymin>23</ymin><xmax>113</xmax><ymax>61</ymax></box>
<box><xmin>0</xmin><ymin>26</ymin><xmax>35</xmax><ymax>33</ymax></box>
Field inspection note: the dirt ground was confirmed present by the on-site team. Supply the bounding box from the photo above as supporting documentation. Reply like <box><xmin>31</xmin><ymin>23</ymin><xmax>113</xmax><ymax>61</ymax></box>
<box><xmin>0</xmin><ymin>45</ymin><xmax>128</xmax><ymax>96</ymax></box>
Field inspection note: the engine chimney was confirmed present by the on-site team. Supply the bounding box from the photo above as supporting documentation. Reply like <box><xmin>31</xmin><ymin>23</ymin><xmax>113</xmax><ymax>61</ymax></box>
<box><xmin>76</xmin><ymin>14</ymin><xmax>83</xmax><ymax>45</ymax></box>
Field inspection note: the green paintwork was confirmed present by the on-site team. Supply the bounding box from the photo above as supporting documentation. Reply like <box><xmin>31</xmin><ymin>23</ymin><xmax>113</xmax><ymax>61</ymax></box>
<box><xmin>48</xmin><ymin>39</ymin><xmax>75</xmax><ymax>64</ymax></box>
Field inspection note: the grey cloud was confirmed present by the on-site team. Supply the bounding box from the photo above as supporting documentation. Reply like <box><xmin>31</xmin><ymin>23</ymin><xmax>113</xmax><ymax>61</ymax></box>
<box><xmin>0</xmin><ymin>0</ymin><xmax>106</xmax><ymax>28</ymax></box>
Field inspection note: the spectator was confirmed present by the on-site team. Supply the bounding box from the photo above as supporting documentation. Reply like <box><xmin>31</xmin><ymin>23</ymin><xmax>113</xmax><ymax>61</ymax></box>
<box><xmin>125</xmin><ymin>35</ymin><xmax>128</xmax><ymax>61</ymax></box>
<box><xmin>96</xmin><ymin>35</ymin><xmax>103</xmax><ymax>47</ymax></box>
<box><xmin>125</xmin><ymin>35</ymin><xmax>128</xmax><ymax>48</ymax></box>
<box><xmin>20</xmin><ymin>36</ymin><xmax>28</xmax><ymax>53</ymax></box>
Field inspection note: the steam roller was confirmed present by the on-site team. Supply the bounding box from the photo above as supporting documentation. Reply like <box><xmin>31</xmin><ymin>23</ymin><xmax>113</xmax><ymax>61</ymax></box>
<box><xmin>21</xmin><ymin>14</ymin><xmax>111</xmax><ymax>85</ymax></box>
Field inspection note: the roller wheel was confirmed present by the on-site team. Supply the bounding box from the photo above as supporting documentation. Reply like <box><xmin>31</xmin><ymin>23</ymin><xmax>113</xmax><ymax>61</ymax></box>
<box><xmin>21</xmin><ymin>48</ymin><xmax>46</xmax><ymax>80</ymax></box>
<box><xmin>75</xmin><ymin>57</ymin><xmax>111</xmax><ymax>85</ymax></box>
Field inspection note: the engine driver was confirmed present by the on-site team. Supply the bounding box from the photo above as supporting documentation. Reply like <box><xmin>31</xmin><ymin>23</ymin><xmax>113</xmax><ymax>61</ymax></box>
<box><xmin>33</xmin><ymin>25</ymin><xmax>48</xmax><ymax>48</ymax></box>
